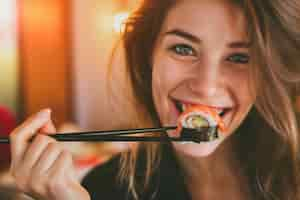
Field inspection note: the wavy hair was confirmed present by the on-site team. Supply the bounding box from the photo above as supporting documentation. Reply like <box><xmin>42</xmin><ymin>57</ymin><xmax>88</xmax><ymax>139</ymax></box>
<box><xmin>112</xmin><ymin>0</ymin><xmax>300</xmax><ymax>199</ymax></box>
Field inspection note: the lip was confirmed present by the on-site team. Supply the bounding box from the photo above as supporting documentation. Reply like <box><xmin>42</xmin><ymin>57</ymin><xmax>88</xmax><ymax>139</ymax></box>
<box><xmin>171</xmin><ymin>98</ymin><xmax>234</xmax><ymax>116</ymax></box>
<box><xmin>175</xmin><ymin>99</ymin><xmax>233</xmax><ymax>110</ymax></box>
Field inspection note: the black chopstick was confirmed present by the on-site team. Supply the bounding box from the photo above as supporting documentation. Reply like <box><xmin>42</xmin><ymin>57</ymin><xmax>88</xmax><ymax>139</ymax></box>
<box><xmin>0</xmin><ymin>126</ymin><xmax>185</xmax><ymax>144</ymax></box>
<box><xmin>0</xmin><ymin>135</ymin><xmax>195</xmax><ymax>143</ymax></box>
<box><xmin>0</xmin><ymin>126</ymin><xmax>218</xmax><ymax>144</ymax></box>
<box><xmin>53</xmin><ymin>126</ymin><xmax>177</xmax><ymax>137</ymax></box>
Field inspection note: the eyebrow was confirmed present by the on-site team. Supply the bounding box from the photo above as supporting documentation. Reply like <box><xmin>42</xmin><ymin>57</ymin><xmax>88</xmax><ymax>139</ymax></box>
<box><xmin>228</xmin><ymin>41</ymin><xmax>251</xmax><ymax>48</ymax></box>
<box><xmin>164</xmin><ymin>29</ymin><xmax>201</xmax><ymax>44</ymax></box>
<box><xmin>164</xmin><ymin>28</ymin><xmax>250</xmax><ymax>48</ymax></box>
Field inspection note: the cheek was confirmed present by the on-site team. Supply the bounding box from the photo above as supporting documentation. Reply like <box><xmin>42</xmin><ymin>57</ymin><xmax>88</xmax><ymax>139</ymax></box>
<box><xmin>234</xmin><ymin>72</ymin><xmax>254</xmax><ymax>109</ymax></box>
<box><xmin>152</xmin><ymin>71</ymin><xmax>167</xmax><ymax>123</ymax></box>
<box><xmin>227</xmin><ymin>70</ymin><xmax>255</xmax><ymax>131</ymax></box>
<box><xmin>152</xmin><ymin>57</ymin><xmax>184</xmax><ymax>123</ymax></box>
<box><xmin>226</xmin><ymin>67</ymin><xmax>254</xmax><ymax>105</ymax></box>
<box><xmin>152</xmin><ymin>63</ymin><xmax>171</xmax><ymax>124</ymax></box>
<box><xmin>236</xmin><ymin>85</ymin><xmax>255</xmax><ymax>124</ymax></box>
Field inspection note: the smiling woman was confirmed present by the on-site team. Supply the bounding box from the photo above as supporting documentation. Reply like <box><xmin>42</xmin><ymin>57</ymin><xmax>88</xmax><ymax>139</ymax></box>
<box><xmin>83</xmin><ymin>0</ymin><xmax>300</xmax><ymax>199</ymax></box>
<box><xmin>7</xmin><ymin>0</ymin><xmax>300</xmax><ymax>200</ymax></box>
<box><xmin>151</xmin><ymin>0</ymin><xmax>255</xmax><ymax>159</ymax></box>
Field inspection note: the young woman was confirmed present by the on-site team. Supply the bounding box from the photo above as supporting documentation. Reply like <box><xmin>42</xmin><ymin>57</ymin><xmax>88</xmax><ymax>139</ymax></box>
<box><xmin>9</xmin><ymin>0</ymin><xmax>300</xmax><ymax>199</ymax></box>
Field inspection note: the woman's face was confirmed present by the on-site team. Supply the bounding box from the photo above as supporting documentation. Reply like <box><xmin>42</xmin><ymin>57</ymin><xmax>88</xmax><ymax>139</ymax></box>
<box><xmin>152</xmin><ymin>0</ymin><xmax>256</xmax><ymax>157</ymax></box>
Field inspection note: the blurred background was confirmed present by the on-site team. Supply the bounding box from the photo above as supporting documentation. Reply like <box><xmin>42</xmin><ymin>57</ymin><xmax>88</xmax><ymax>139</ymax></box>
<box><xmin>0</xmin><ymin>0</ymin><xmax>138</xmax><ymax>127</ymax></box>
<box><xmin>0</xmin><ymin>0</ymin><xmax>299</xmax><ymax>190</ymax></box>
<box><xmin>0</xmin><ymin>0</ymin><xmax>138</xmax><ymax>185</ymax></box>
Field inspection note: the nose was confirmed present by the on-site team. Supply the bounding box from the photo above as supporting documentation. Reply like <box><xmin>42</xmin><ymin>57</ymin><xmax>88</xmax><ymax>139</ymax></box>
<box><xmin>187</xmin><ymin>61</ymin><xmax>221</xmax><ymax>97</ymax></box>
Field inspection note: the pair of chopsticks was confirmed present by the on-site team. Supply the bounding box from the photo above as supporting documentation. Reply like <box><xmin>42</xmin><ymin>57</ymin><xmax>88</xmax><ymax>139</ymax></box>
<box><xmin>0</xmin><ymin>126</ymin><xmax>206</xmax><ymax>144</ymax></box>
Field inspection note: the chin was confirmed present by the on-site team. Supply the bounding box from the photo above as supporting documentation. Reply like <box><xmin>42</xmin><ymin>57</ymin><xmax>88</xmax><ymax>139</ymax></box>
<box><xmin>172</xmin><ymin>136</ymin><xmax>225</xmax><ymax>157</ymax></box>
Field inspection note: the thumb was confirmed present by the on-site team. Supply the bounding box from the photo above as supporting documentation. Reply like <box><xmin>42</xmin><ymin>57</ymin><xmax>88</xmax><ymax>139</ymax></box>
<box><xmin>40</xmin><ymin>110</ymin><xmax>57</xmax><ymax>134</ymax></box>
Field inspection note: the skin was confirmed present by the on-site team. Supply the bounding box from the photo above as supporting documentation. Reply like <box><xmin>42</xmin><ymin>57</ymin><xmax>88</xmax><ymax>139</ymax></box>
<box><xmin>152</xmin><ymin>0</ymin><xmax>255</xmax><ymax>199</ymax></box>
<box><xmin>10</xmin><ymin>0</ymin><xmax>256</xmax><ymax>199</ymax></box>
<box><xmin>9</xmin><ymin>109</ymin><xmax>90</xmax><ymax>200</ymax></box>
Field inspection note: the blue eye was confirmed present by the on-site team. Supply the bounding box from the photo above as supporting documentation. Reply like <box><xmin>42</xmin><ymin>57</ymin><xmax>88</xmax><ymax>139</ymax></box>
<box><xmin>169</xmin><ymin>44</ymin><xmax>196</xmax><ymax>57</ymax></box>
<box><xmin>227</xmin><ymin>53</ymin><xmax>250</xmax><ymax>64</ymax></box>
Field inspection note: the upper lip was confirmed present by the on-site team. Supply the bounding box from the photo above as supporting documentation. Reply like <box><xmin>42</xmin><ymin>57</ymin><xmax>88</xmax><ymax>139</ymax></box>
<box><xmin>172</xmin><ymin>98</ymin><xmax>233</xmax><ymax>110</ymax></box>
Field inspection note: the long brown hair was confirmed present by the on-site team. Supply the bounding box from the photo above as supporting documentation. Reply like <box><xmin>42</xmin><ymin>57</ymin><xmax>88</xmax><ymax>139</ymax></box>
<box><xmin>112</xmin><ymin>0</ymin><xmax>300</xmax><ymax>199</ymax></box>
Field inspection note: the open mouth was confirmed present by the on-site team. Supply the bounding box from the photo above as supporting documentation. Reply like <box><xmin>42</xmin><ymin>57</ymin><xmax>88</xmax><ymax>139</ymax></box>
<box><xmin>171</xmin><ymin>99</ymin><xmax>233</xmax><ymax>142</ymax></box>
<box><xmin>168</xmin><ymin>98</ymin><xmax>234</xmax><ymax>143</ymax></box>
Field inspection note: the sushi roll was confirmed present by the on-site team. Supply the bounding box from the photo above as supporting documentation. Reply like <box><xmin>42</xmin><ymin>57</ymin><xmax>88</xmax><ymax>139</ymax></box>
<box><xmin>177</xmin><ymin>105</ymin><xmax>226</xmax><ymax>142</ymax></box>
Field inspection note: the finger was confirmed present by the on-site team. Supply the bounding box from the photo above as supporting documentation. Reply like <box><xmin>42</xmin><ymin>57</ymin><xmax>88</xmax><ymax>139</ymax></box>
<box><xmin>46</xmin><ymin>151</ymin><xmax>89</xmax><ymax>200</ymax></box>
<box><xmin>31</xmin><ymin>142</ymin><xmax>63</xmax><ymax>176</ymax></box>
<box><xmin>18</xmin><ymin>135</ymin><xmax>56</xmax><ymax>174</ymax></box>
<box><xmin>10</xmin><ymin>109</ymin><xmax>51</xmax><ymax>168</ymax></box>
<box><xmin>22</xmin><ymin>142</ymin><xmax>61</xmax><ymax>199</ymax></box>
<box><xmin>49</xmin><ymin>150</ymin><xmax>78</xmax><ymax>183</ymax></box>
<box><xmin>45</xmin><ymin>151</ymin><xmax>74</xmax><ymax>194</ymax></box>
<box><xmin>49</xmin><ymin>150</ymin><xmax>74</xmax><ymax>178</ymax></box>
<box><xmin>40</xmin><ymin>119</ymin><xmax>57</xmax><ymax>135</ymax></box>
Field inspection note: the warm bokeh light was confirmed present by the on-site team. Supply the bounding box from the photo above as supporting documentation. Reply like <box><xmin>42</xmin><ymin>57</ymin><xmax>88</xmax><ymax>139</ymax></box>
<box><xmin>113</xmin><ymin>12</ymin><xmax>130</xmax><ymax>33</ymax></box>
<box><xmin>0</xmin><ymin>0</ymin><xmax>18</xmax><ymax>113</ymax></box>
<box><xmin>0</xmin><ymin>0</ymin><xmax>17</xmax><ymax>49</ymax></box>
<box><xmin>0</xmin><ymin>0</ymin><xmax>15</xmax><ymax>24</ymax></box>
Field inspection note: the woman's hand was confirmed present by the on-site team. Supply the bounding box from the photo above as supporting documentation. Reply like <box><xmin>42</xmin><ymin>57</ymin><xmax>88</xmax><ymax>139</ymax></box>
<box><xmin>9</xmin><ymin>109</ymin><xmax>91</xmax><ymax>200</ymax></box>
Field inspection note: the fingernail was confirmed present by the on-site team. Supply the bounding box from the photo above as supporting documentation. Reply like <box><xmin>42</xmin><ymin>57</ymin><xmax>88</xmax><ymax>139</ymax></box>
<box><xmin>38</xmin><ymin>108</ymin><xmax>51</xmax><ymax>118</ymax></box>
<box><xmin>44</xmin><ymin>108</ymin><xmax>52</xmax><ymax>114</ymax></box>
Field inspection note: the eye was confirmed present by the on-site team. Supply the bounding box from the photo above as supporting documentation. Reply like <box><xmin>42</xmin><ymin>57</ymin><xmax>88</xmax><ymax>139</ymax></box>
<box><xmin>227</xmin><ymin>53</ymin><xmax>250</xmax><ymax>64</ymax></box>
<box><xmin>169</xmin><ymin>44</ymin><xmax>196</xmax><ymax>57</ymax></box>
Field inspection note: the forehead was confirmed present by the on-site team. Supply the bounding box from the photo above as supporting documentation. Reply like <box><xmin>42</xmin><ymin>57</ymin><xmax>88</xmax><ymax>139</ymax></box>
<box><xmin>161</xmin><ymin>0</ymin><xmax>248</xmax><ymax>42</ymax></box>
